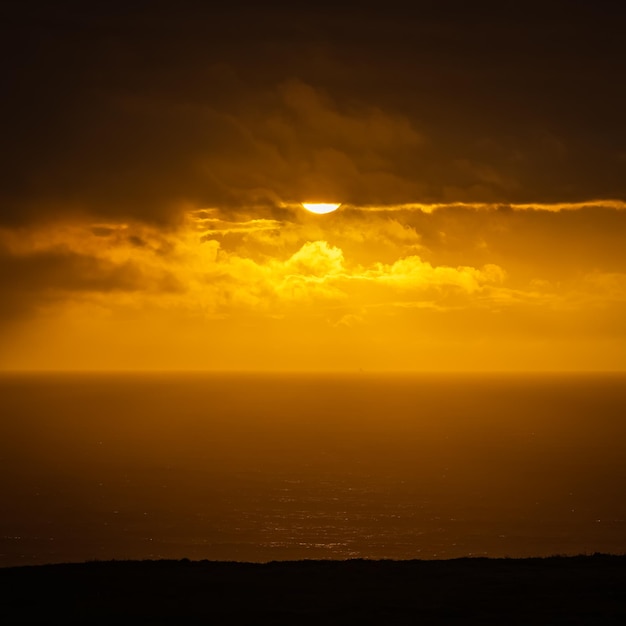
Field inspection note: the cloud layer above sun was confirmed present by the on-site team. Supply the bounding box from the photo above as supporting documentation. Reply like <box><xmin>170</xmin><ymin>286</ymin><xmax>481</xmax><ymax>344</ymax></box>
<box><xmin>2</xmin><ymin>201</ymin><xmax>626</xmax><ymax>371</ymax></box>
<box><xmin>3</xmin><ymin>2</ymin><xmax>626</xmax><ymax>229</ymax></box>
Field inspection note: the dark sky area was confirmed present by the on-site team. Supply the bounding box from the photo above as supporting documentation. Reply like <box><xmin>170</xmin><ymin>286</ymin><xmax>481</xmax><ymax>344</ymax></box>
<box><xmin>2</xmin><ymin>0</ymin><xmax>626</xmax><ymax>227</ymax></box>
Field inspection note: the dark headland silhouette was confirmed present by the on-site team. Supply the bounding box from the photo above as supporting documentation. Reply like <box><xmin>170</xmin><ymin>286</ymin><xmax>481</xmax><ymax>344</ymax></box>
<box><xmin>2</xmin><ymin>555</ymin><xmax>625</xmax><ymax>625</ymax></box>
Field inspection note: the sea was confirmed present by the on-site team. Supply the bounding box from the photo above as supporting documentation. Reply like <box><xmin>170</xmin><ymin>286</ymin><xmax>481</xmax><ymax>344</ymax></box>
<box><xmin>1</xmin><ymin>373</ymin><xmax>625</xmax><ymax>567</ymax></box>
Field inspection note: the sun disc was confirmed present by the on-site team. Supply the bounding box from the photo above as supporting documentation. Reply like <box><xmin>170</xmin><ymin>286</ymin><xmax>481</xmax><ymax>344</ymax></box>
<box><xmin>301</xmin><ymin>202</ymin><xmax>341</xmax><ymax>214</ymax></box>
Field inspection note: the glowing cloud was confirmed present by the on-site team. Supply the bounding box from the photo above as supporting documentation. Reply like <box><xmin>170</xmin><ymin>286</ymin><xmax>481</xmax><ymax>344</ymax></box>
<box><xmin>2</xmin><ymin>200</ymin><xmax>626</xmax><ymax>371</ymax></box>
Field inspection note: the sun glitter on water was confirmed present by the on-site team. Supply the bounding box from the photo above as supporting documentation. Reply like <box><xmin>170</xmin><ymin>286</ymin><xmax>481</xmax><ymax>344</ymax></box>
<box><xmin>301</xmin><ymin>203</ymin><xmax>342</xmax><ymax>214</ymax></box>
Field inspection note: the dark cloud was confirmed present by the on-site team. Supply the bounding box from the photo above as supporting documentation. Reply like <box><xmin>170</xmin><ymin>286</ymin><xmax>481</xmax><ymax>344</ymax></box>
<box><xmin>1</xmin><ymin>1</ymin><xmax>626</xmax><ymax>227</ymax></box>
<box><xmin>0</xmin><ymin>243</ymin><xmax>180</xmax><ymax>322</ymax></box>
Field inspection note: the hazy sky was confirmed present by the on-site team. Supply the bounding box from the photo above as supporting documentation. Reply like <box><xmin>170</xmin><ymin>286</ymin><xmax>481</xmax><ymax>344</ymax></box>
<box><xmin>2</xmin><ymin>1</ymin><xmax>626</xmax><ymax>370</ymax></box>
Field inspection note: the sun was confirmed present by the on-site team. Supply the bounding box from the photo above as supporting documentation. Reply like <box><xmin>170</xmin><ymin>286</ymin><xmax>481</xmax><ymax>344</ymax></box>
<box><xmin>301</xmin><ymin>202</ymin><xmax>342</xmax><ymax>214</ymax></box>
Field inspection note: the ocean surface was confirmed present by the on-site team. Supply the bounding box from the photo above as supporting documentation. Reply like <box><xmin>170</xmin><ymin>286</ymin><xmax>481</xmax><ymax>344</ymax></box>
<box><xmin>1</xmin><ymin>373</ymin><xmax>625</xmax><ymax>567</ymax></box>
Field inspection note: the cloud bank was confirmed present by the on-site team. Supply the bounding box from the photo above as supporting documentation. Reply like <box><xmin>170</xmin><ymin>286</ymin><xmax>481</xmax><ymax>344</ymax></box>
<box><xmin>2</xmin><ymin>201</ymin><xmax>625</xmax><ymax>370</ymax></box>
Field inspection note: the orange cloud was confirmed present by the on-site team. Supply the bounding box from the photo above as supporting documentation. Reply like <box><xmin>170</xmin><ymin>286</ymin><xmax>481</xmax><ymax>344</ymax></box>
<box><xmin>2</xmin><ymin>200</ymin><xmax>626</xmax><ymax>371</ymax></box>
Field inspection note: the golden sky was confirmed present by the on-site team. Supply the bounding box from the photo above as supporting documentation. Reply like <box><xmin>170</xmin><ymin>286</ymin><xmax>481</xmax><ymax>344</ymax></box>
<box><xmin>1</xmin><ymin>2</ymin><xmax>626</xmax><ymax>371</ymax></box>
<box><xmin>2</xmin><ymin>200</ymin><xmax>626</xmax><ymax>371</ymax></box>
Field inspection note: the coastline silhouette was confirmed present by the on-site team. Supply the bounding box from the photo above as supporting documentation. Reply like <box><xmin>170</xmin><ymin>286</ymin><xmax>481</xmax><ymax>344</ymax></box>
<box><xmin>3</xmin><ymin>555</ymin><xmax>625</xmax><ymax>624</ymax></box>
